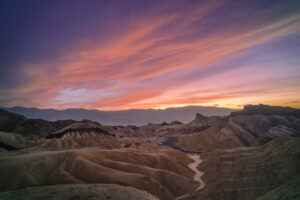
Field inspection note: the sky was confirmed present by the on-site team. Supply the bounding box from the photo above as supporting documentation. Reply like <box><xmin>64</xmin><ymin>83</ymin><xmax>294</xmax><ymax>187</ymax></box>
<box><xmin>0</xmin><ymin>0</ymin><xmax>300</xmax><ymax>110</ymax></box>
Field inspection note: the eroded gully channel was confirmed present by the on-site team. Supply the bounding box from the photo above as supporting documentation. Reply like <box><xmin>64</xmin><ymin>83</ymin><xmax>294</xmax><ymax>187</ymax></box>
<box><xmin>160</xmin><ymin>137</ymin><xmax>205</xmax><ymax>200</ymax></box>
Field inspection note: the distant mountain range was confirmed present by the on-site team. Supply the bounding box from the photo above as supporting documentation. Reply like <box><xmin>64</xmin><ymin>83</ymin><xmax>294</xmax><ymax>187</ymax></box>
<box><xmin>2</xmin><ymin>106</ymin><xmax>236</xmax><ymax>126</ymax></box>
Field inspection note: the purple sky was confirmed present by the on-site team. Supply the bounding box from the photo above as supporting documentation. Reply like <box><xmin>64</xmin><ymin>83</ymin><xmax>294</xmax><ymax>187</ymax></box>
<box><xmin>0</xmin><ymin>0</ymin><xmax>300</xmax><ymax>110</ymax></box>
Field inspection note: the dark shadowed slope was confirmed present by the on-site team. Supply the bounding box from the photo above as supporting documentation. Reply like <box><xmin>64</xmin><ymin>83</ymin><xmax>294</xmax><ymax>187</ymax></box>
<box><xmin>0</xmin><ymin>132</ymin><xmax>27</xmax><ymax>150</ymax></box>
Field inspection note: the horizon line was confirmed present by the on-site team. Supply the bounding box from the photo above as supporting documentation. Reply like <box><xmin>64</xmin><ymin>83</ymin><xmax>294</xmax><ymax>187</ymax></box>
<box><xmin>3</xmin><ymin>103</ymin><xmax>300</xmax><ymax>112</ymax></box>
<box><xmin>3</xmin><ymin>104</ymin><xmax>243</xmax><ymax>112</ymax></box>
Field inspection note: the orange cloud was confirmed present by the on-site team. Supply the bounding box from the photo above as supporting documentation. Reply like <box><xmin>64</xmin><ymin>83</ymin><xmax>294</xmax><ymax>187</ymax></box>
<box><xmin>3</xmin><ymin>1</ymin><xmax>300</xmax><ymax>110</ymax></box>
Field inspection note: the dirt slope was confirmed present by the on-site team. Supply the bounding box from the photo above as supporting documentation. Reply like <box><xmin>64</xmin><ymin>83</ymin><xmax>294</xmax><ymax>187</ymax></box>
<box><xmin>0</xmin><ymin>148</ymin><xmax>198</xmax><ymax>200</ymax></box>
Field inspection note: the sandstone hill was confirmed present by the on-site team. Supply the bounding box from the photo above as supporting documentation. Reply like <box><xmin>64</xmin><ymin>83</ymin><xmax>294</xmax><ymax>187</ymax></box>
<box><xmin>177</xmin><ymin>107</ymin><xmax>300</xmax><ymax>151</ymax></box>
<box><xmin>189</xmin><ymin>137</ymin><xmax>300</xmax><ymax>200</ymax></box>
<box><xmin>47</xmin><ymin>121</ymin><xmax>113</xmax><ymax>138</ymax></box>
<box><xmin>188</xmin><ymin>113</ymin><xmax>222</xmax><ymax>127</ymax></box>
<box><xmin>0</xmin><ymin>148</ymin><xmax>197</xmax><ymax>200</ymax></box>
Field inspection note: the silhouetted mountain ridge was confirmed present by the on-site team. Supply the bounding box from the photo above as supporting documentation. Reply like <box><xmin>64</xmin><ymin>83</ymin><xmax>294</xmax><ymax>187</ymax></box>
<box><xmin>231</xmin><ymin>104</ymin><xmax>300</xmax><ymax>117</ymax></box>
<box><xmin>0</xmin><ymin>109</ymin><xmax>93</xmax><ymax>138</ymax></box>
<box><xmin>3</xmin><ymin>106</ymin><xmax>236</xmax><ymax>126</ymax></box>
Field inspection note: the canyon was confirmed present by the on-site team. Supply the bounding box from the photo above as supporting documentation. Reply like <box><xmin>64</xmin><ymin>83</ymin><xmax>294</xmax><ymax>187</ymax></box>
<box><xmin>0</xmin><ymin>104</ymin><xmax>299</xmax><ymax>200</ymax></box>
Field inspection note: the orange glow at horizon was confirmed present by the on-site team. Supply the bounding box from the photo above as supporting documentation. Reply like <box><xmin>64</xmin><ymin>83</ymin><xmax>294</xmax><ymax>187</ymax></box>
<box><xmin>1</xmin><ymin>0</ymin><xmax>300</xmax><ymax>110</ymax></box>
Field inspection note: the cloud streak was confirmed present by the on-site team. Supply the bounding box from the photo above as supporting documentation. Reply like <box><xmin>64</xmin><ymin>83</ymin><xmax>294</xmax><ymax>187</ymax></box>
<box><xmin>1</xmin><ymin>0</ymin><xmax>300</xmax><ymax>109</ymax></box>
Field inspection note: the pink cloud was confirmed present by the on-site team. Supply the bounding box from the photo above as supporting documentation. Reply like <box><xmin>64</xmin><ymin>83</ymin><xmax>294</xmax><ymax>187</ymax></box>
<box><xmin>3</xmin><ymin>1</ymin><xmax>300</xmax><ymax>109</ymax></box>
